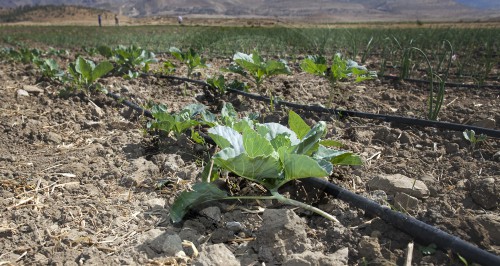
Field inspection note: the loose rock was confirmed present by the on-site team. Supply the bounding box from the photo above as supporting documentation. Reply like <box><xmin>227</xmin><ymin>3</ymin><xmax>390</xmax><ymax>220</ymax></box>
<box><xmin>22</xmin><ymin>85</ymin><xmax>44</xmax><ymax>94</ymax></box>
<box><xmin>194</xmin><ymin>243</ymin><xmax>239</xmax><ymax>266</ymax></box>
<box><xmin>16</xmin><ymin>89</ymin><xmax>30</xmax><ymax>97</ymax></box>
<box><xmin>283</xmin><ymin>248</ymin><xmax>349</xmax><ymax>266</ymax></box>
<box><xmin>256</xmin><ymin>209</ymin><xmax>311</xmax><ymax>263</ymax></box>
<box><xmin>149</xmin><ymin>233</ymin><xmax>184</xmax><ymax>256</ymax></box>
<box><xmin>367</xmin><ymin>174</ymin><xmax>429</xmax><ymax>199</ymax></box>
<box><xmin>394</xmin><ymin>192</ymin><xmax>419</xmax><ymax>211</ymax></box>
<box><xmin>469</xmin><ymin>177</ymin><xmax>498</xmax><ymax>209</ymax></box>
<box><xmin>358</xmin><ymin>236</ymin><xmax>382</xmax><ymax>260</ymax></box>
<box><xmin>200</xmin><ymin>206</ymin><xmax>222</xmax><ymax>223</ymax></box>
<box><xmin>44</xmin><ymin>132</ymin><xmax>62</xmax><ymax>144</ymax></box>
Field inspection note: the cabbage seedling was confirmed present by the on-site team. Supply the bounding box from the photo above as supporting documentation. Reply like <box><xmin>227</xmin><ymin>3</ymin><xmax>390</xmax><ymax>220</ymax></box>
<box><xmin>169</xmin><ymin>47</ymin><xmax>208</xmax><ymax>95</ymax></box>
<box><xmin>223</xmin><ymin>50</ymin><xmax>291</xmax><ymax>111</ymax></box>
<box><xmin>170</xmin><ymin>110</ymin><xmax>361</xmax><ymax>223</ymax></box>
<box><xmin>67</xmin><ymin>57</ymin><xmax>113</xmax><ymax>92</ymax></box>
<box><xmin>224</xmin><ymin>50</ymin><xmax>291</xmax><ymax>91</ymax></box>
<box><xmin>301</xmin><ymin>53</ymin><xmax>376</xmax><ymax>107</ymax></box>
<box><xmin>34</xmin><ymin>58</ymin><xmax>65</xmax><ymax>82</ymax></box>
<box><xmin>112</xmin><ymin>45</ymin><xmax>157</xmax><ymax>76</ymax></box>
<box><xmin>463</xmin><ymin>129</ymin><xmax>487</xmax><ymax>150</ymax></box>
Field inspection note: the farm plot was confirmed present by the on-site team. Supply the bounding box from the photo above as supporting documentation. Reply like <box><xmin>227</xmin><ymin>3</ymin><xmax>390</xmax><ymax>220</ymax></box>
<box><xmin>0</xmin><ymin>26</ymin><xmax>499</xmax><ymax>265</ymax></box>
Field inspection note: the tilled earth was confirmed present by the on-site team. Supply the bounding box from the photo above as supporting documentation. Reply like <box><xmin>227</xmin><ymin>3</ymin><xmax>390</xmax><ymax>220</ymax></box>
<box><xmin>0</xmin><ymin>53</ymin><xmax>499</xmax><ymax>265</ymax></box>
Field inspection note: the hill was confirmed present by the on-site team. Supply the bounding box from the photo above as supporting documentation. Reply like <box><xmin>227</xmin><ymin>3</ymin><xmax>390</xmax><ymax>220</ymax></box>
<box><xmin>0</xmin><ymin>0</ymin><xmax>499</xmax><ymax>22</ymax></box>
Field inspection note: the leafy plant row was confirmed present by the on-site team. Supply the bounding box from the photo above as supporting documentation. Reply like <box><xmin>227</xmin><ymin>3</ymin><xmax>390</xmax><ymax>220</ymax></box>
<box><xmin>2</xmin><ymin>25</ymin><xmax>497</xmax><ymax>85</ymax></box>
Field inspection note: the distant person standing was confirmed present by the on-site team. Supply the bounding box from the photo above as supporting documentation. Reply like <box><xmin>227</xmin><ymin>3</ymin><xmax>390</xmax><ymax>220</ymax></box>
<box><xmin>178</xmin><ymin>16</ymin><xmax>183</xmax><ymax>24</ymax></box>
<box><xmin>98</xmin><ymin>14</ymin><xmax>102</xmax><ymax>27</ymax></box>
<box><xmin>115</xmin><ymin>15</ymin><xmax>119</xmax><ymax>26</ymax></box>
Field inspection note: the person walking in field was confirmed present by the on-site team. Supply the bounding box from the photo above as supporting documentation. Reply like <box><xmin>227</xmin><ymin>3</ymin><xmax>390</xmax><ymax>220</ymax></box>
<box><xmin>98</xmin><ymin>14</ymin><xmax>102</xmax><ymax>27</ymax></box>
<box><xmin>178</xmin><ymin>16</ymin><xmax>183</xmax><ymax>24</ymax></box>
<box><xmin>115</xmin><ymin>15</ymin><xmax>119</xmax><ymax>26</ymax></box>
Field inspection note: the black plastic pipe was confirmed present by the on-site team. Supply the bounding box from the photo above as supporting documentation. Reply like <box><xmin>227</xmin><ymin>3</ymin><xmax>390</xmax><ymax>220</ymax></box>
<box><xmin>104</xmin><ymin>89</ymin><xmax>500</xmax><ymax>265</ymax></box>
<box><xmin>302</xmin><ymin>177</ymin><xmax>500</xmax><ymax>266</ymax></box>
<box><xmin>226</xmin><ymin>88</ymin><xmax>500</xmax><ymax>138</ymax></box>
<box><xmin>382</xmin><ymin>75</ymin><xmax>500</xmax><ymax>89</ymax></box>
<box><xmin>151</xmin><ymin>74</ymin><xmax>500</xmax><ymax>138</ymax></box>
<box><xmin>106</xmin><ymin>91</ymin><xmax>153</xmax><ymax>118</ymax></box>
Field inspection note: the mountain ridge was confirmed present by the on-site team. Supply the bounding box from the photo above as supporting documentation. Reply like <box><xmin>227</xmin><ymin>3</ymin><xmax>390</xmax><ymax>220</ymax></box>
<box><xmin>1</xmin><ymin>0</ymin><xmax>499</xmax><ymax>22</ymax></box>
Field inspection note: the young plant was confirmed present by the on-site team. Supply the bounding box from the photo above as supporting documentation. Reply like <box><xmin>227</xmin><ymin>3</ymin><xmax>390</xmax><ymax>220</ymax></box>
<box><xmin>147</xmin><ymin>103</ymin><xmax>215</xmax><ymax>141</ymax></box>
<box><xmin>411</xmin><ymin>47</ymin><xmax>449</xmax><ymax>121</ymax></box>
<box><xmin>392</xmin><ymin>37</ymin><xmax>415</xmax><ymax>79</ymax></box>
<box><xmin>301</xmin><ymin>53</ymin><xmax>376</xmax><ymax>107</ymax></box>
<box><xmin>170</xmin><ymin>110</ymin><xmax>362</xmax><ymax>223</ymax></box>
<box><xmin>169</xmin><ymin>47</ymin><xmax>207</xmax><ymax>79</ymax></box>
<box><xmin>463</xmin><ymin>129</ymin><xmax>487</xmax><ymax>150</ymax></box>
<box><xmin>224</xmin><ymin>50</ymin><xmax>291</xmax><ymax>92</ymax></box>
<box><xmin>223</xmin><ymin>50</ymin><xmax>291</xmax><ymax>111</ymax></box>
<box><xmin>33</xmin><ymin>58</ymin><xmax>65</xmax><ymax>82</ymax></box>
<box><xmin>112</xmin><ymin>45</ymin><xmax>157</xmax><ymax>77</ymax></box>
<box><xmin>67</xmin><ymin>57</ymin><xmax>114</xmax><ymax>92</ymax></box>
<box><xmin>206</xmin><ymin>74</ymin><xmax>249</xmax><ymax>95</ymax></box>
<box><xmin>8</xmin><ymin>47</ymin><xmax>41</xmax><ymax>64</ymax></box>
<box><xmin>168</xmin><ymin>47</ymin><xmax>208</xmax><ymax>95</ymax></box>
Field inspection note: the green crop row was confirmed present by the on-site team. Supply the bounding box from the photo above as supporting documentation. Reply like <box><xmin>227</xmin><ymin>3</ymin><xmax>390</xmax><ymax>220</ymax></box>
<box><xmin>0</xmin><ymin>25</ymin><xmax>496</xmax><ymax>56</ymax></box>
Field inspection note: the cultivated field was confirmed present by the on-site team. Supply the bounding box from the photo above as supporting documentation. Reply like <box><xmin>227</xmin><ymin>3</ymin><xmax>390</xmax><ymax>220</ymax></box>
<box><xmin>0</xmin><ymin>22</ymin><xmax>499</xmax><ymax>265</ymax></box>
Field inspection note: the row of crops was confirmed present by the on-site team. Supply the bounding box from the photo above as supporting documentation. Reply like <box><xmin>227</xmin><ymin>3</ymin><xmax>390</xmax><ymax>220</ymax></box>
<box><xmin>1</xmin><ymin>25</ymin><xmax>498</xmax><ymax>85</ymax></box>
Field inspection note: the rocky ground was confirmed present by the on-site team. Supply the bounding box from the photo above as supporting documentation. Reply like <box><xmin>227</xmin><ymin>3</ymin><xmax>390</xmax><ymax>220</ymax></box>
<box><xmin>0</xmin><ymin>52</ymin><xmax>499</xmax><ymax>265</ymax></box>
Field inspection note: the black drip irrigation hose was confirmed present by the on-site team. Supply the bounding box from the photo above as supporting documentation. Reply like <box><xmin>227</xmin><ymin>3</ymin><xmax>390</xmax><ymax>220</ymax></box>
<box><xmin>152</xmin><ymin>74</ymin><xmax>500</xmax><ymax>139</ymax></box>
<box><xmin>302</xmin><ymin>177</ymin><xmax>500</xmax><ymax>266</ymax></box>
<box><xmin>382</xmin><ymin>75</ymin><xmax>500</xmax><ymax>89</ymax></box>
<box><xmin>104</xmin><ymin>89</ymin><xmax>500</xmax><ymax>265</ymax></box>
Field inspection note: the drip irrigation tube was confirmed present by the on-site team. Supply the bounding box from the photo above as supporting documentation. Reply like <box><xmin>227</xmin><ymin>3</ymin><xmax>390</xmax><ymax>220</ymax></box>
<box><xmin>104</xmin><ymin>89</ymin><xmax>500</xmax><ymax>265</ymax></box>
<box><xmin>152</xmin><ymin>74</ymin><xmax>500</xmax><ymax>138</ymax></box>
<box><xmin>382</xmin><ymin>75</ymin><xmax>500</xmax><ymax>89</ymax></box>
<box><xmin>302</xmin><ymin>177</ymin><xmax>500</xmax><ymax>266</ymax></box>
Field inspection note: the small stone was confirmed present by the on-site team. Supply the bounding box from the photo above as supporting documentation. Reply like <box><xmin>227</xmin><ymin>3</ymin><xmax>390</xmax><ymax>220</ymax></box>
<box><xmin>22</xmin><ymin>85</ymin><xmax>44</xmax><ymax>94</ymax></box>
<box><xmin>149</xmin><ymin>233</ymin><xmax>183</xmax><ymax>256</ymax></box>
<box><xmin>358</xmin><ymin>236</ymin><xmax>382</xmax><ymax>260</ymax></box>
<box><xmin>256</xmin><ymin>209</ymin><xmax>311</xmax><ymax>263</ymax></box>
<box><xmin>493</xmin><ymin>151</ymin><xmax>500</xmax><ymax>162</ymax></box>
<box><xmin>470</xmin><ymin>177</ymin><xmax>498</xmax><ymax>210</ymax></box>
<box><xmin>90</xmin><ymin>104</ymin><xmax>105</xmax><ymax>118</ymax></box>
<box><xmin>399</xmin><ymin>132</ymin><xmax>413</xmax><ymax>144</ymax></box>
<box><xmin>444</xmin><ymin>142</ymin><xmax>460</xmax><ymax>154</ymax></box>
<box><xmin>83</xmin><ymin>121</ymin><xmax>103</xmax><ymax>129</ymax></box>
<box><xmin>194</xmin><ymin>243</ymin><xmax>239</xmax><ymax>266</ymax></box>
<box><xmin>367</xmin><ymin>174</ymin><xmax>429</xmax><ymax>199</ymax></box>
<box><xmin>394</xmin><ymin>192</ymin><xmax>419</xmax><ymax>211</ymax></box>
<box><xmin>476</xmin><ymin>214</ymin><xmax>500</xmax><ymax>244</ymax></box>
<box><xmin>199</xmin><ymin>206</ymin><xmax>221</xmax><ymax>223</ymax></box>
<box><xmin>44</xmin><ymin>132</ymin><xmax>62</xmax><ymax>144</ymax></box>
<box><xmin>145</xmin><ymin>198</ymin><xmax>166</xmax><ymax>209</ymax></box>
<box><xmin>225</xmin><ymin>221</ymin><xmax>244</xmax><ymax>232</ymax></box>
<box><xmin>284</xmin><ymin>248</ymin><xmax>349</xmax><ymax>266</ymax></box>
<box><xmin>16</xmin><ymin>89</ymin><xmax>30</xmax><ymax>97</ymax></box>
